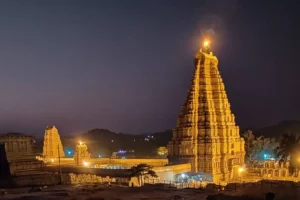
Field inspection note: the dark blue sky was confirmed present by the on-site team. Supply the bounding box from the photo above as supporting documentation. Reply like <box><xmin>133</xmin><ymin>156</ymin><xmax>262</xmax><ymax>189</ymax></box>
<box><xmin>0</xmin><ymin>0</ymin><xmax>299</xmax><ymax>136</ymax></box>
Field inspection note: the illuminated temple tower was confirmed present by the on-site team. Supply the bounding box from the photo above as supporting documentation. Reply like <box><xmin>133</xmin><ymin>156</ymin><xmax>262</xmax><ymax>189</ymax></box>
<box><xmin>43</xmin><ymin>126</ymin><xmax>65</xmax><ymax>159</ymax></box>
<box><xmin>73</xmin><ymin>141</ymin><xmax>91</xmax><ymax>166</ymax></box>
<box><xmin>167</xmin><ymin>40</ymin><xmax>245</xmax><ymax>182</ymax></box>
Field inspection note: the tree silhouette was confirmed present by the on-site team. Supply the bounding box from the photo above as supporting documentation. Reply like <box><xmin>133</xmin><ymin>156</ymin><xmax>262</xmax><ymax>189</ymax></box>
<box><xmin>130</xmin><ymin>163</ymin><xmax>158</xmax><ymax>186</ymax></box>
<box><xmin>275</xmin><ymin>133</ymin><xmax>300</xmax><ymax>174</ymax></box>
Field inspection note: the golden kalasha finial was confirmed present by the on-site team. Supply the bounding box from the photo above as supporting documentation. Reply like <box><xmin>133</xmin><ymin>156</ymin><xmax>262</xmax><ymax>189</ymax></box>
<box><xmin>202</xmin><ymin>39</ymin><xmax>211</xmax><ymax>53</ymax></box>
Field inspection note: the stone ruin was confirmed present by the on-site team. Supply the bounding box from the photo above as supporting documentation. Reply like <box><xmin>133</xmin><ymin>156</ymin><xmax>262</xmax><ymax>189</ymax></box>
<box><xmin>261</xmin><ymin>160</ymin><xmax>291</xmax><ymax>178</ymax></box>
<box><xmin>43</xmin><ymin>126</ymin><xmax>65</xmax><ymax>159</ymax></box>
<box><xmin>0</xmin><ymin>142</ymin><xmax>11</xmax><ymax>182</ymax></box>
<box><xmin>0</xmin><ymin>134</ymin><xmax>44</xmax><ymax>176</ymax></box>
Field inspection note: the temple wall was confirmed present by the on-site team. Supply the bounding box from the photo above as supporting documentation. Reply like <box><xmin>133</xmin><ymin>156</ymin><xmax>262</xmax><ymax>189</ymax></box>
<box><xmin>44</xmin><ymin>163</ymin><xmax>190</xmax><ymax>182</ymax></box>
<box><xmin>13</xmin><ymin>174</ymin><xmax>61</xmax><ymax>187</ymax></box>
<box><xmin>63</xmin><ymin>173</ymin><xmax>116</xmax><ymax>184</ymax></box>
<box><xmin>107</xmin><ymin>158</ymin><xmax>168</xmax><ymax>167</ymax></box>
<box><xmin>9</xmin><ymin>159</ymin><xmax>44</xmax><ymax>175</ymax></box>
<box><xmin>53</xmin><ymin>158</ymin><xmax>169</xmax><ymax>167</ymax></box>
<box><xmin>12</xmin><ymin>173</ymin><xmax>119</xmax><ymax>187</ymax></box>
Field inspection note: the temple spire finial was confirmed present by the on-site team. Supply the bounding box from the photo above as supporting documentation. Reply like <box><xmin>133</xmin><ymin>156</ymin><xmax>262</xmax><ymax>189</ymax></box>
<box><xmin>202</xmin><ymin>39</ymin><xmax>211</xmax><ymax>54</ymax></box>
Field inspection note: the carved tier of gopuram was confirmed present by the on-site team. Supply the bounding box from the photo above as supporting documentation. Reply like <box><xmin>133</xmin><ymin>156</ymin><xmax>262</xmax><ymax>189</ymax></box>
<box><xmin>167</xmin><ymin>40</ymin><xmax>245</xmax><ymax>183</ymax></box>
<box><xmin>42</xmin><ymin>126</ymin><xmax>65</xmax><ymax>159</ymax></box>
<box><xmin>0</xmin><ymin>133</ymin><xmax>44</xmax><ymax>175</ymax></box>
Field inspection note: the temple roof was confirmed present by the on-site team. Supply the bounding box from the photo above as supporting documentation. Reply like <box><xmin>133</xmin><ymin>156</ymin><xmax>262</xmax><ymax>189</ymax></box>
<box><xmin>0</xmin><ymin>133</ymin><xmax>34</xmax><ymax>139</ymax></box>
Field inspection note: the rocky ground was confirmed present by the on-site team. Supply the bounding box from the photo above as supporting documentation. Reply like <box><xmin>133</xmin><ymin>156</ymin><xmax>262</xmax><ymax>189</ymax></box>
<box><xmin>1</xmin><ymin>183</ymin><xmax>299</xmax><ymax>200</ymax></box>
<box><xmin>1</xmin><ymin>185</ymin><xmax>210</xmax><ymax>200</ymax></box>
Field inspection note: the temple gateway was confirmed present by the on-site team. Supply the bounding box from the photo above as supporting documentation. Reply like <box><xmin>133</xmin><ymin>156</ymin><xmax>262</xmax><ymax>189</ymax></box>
<box><xmin>167</xmin><ymin>40</ymin><xmax>245</xmax><ymax>182</ymax></box>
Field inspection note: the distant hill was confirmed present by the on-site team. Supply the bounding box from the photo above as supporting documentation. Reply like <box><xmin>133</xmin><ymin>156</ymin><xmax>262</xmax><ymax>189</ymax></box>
<box><xmin>254</xmin><ymin>120</ymin><xmax>300</xmax><ymax>138</ymax></box>
<box><xmin>13</xmin><ymin>120</ymin><xmax>300</xmax><ymax>157</ymax></box>
<box><xmin>60</xmin><ymin>129</ymin><xmax>173</xmax><ymax>158</ymax></box>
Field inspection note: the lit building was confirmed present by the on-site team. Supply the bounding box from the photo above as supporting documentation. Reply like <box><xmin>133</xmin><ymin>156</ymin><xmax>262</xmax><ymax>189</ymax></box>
<box><xmin>73</xmin><ymin>141</ymin><xmax>91</xmax><ymax>166</ymax></box>
<box><xmin>167</xmin><ymin>39</ymin><xmax>245</xmax><ymax>182</ymax></box>
<box><xmin>42</xmin><ymin>126</ymin><xmax>65</xmax><ymax>159</ymax></box>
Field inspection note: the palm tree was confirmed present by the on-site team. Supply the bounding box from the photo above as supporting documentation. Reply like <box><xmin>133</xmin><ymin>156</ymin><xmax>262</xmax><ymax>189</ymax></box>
<box><xmin>275</xmin><ymin>133</ymin><xmax>300</xmax><ymax>174</ymax></box>
<box><xmin>130</xmin><ymin>163</ymin><xmax>158</xmax><ymax>186</ymax></box>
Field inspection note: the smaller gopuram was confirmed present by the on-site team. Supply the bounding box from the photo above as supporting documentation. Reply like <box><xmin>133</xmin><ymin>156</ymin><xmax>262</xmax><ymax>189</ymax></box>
<box><xmin>43</xmin><ymin>126</ymin><xmax>65</xmax><ymax>159</ymax></box>
<box><xmin>74</xmin><ymin>141</ymin><xmax>91</xmax><ymax>166</ymax></box>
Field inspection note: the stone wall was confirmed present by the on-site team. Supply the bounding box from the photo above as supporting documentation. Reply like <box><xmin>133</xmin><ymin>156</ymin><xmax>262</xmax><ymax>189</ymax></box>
<box><xmin>55</xmin><ymin>158</ymin><xmax>168</xmax><ymax>167</ymax></box>
<box><xmin>12</xmin><ymin>173</ymin><xmax>134</xmax><ymax>187</ymax></box>
<box><xmin>9</xmin><ymin>159</ymin><xmax>44</xmax><ymax>175</ymax></box>
<box><xmin>45</xmin><ymin>166</ymin><xmax>132</xmax><ymax>177</ymax></box>
<box><xmin>63</xmin><ymin>173</ymin><xmax>115</xmax><ymax>184</ymax></box>
<box><xmin>13</xmin><ymin>174</ymin><xmax>61</xmax><ymax>187</ymax></box>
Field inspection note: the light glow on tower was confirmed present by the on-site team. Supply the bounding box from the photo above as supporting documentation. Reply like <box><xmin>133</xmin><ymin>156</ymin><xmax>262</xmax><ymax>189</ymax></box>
<box><xmin>238</xmin><ymin>167</ymin><xmax>244</xmax><ymax>173</ymax></box>
<box><xmin>203</xmin><ymin>40</ymin><xmax>210</xmax><ymax>47</ymax></box>
<box><xmin>83</xmin><ymin>161</ymin><xmax>90</xmax><ymax>167</ymax></box>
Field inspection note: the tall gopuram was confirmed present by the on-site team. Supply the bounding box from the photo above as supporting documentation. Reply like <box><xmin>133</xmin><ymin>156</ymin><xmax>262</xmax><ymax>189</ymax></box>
<box><xmin>167</xmin><ymin>40</ymin><xmax>245</xmax><ymax>183</ymax></box>
<box><xmin>43</xmin><ymin>126</ymin><xmax>65</xmax><ymax>159</ymax></box>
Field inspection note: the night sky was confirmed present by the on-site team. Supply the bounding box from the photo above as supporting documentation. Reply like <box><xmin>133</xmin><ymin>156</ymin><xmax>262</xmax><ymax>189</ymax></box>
<box><xmin>0</xmin><ymin>1</ymin><xmax>299</xmax><ymax>136</ymax></box>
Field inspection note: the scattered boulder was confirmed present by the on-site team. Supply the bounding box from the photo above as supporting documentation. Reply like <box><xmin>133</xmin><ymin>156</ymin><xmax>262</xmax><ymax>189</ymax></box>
<box><xmin>0</xmin><ymin>189</ymin><xmax>7</xmax><ymax>195</ymax></box>
<box><xmin>28</xmin><ymin>187</ymin><xmax>42</xmax><ymax>193</ymax></box>
<box><xmin>173</xmin><ymin>195</ymin><xmax>184</xmax><ymax>200</ymax></box>
<box><xmin>14</xmin><ymin>196</ymin><xmax>45</xmax><ymax>200</ymax></box>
